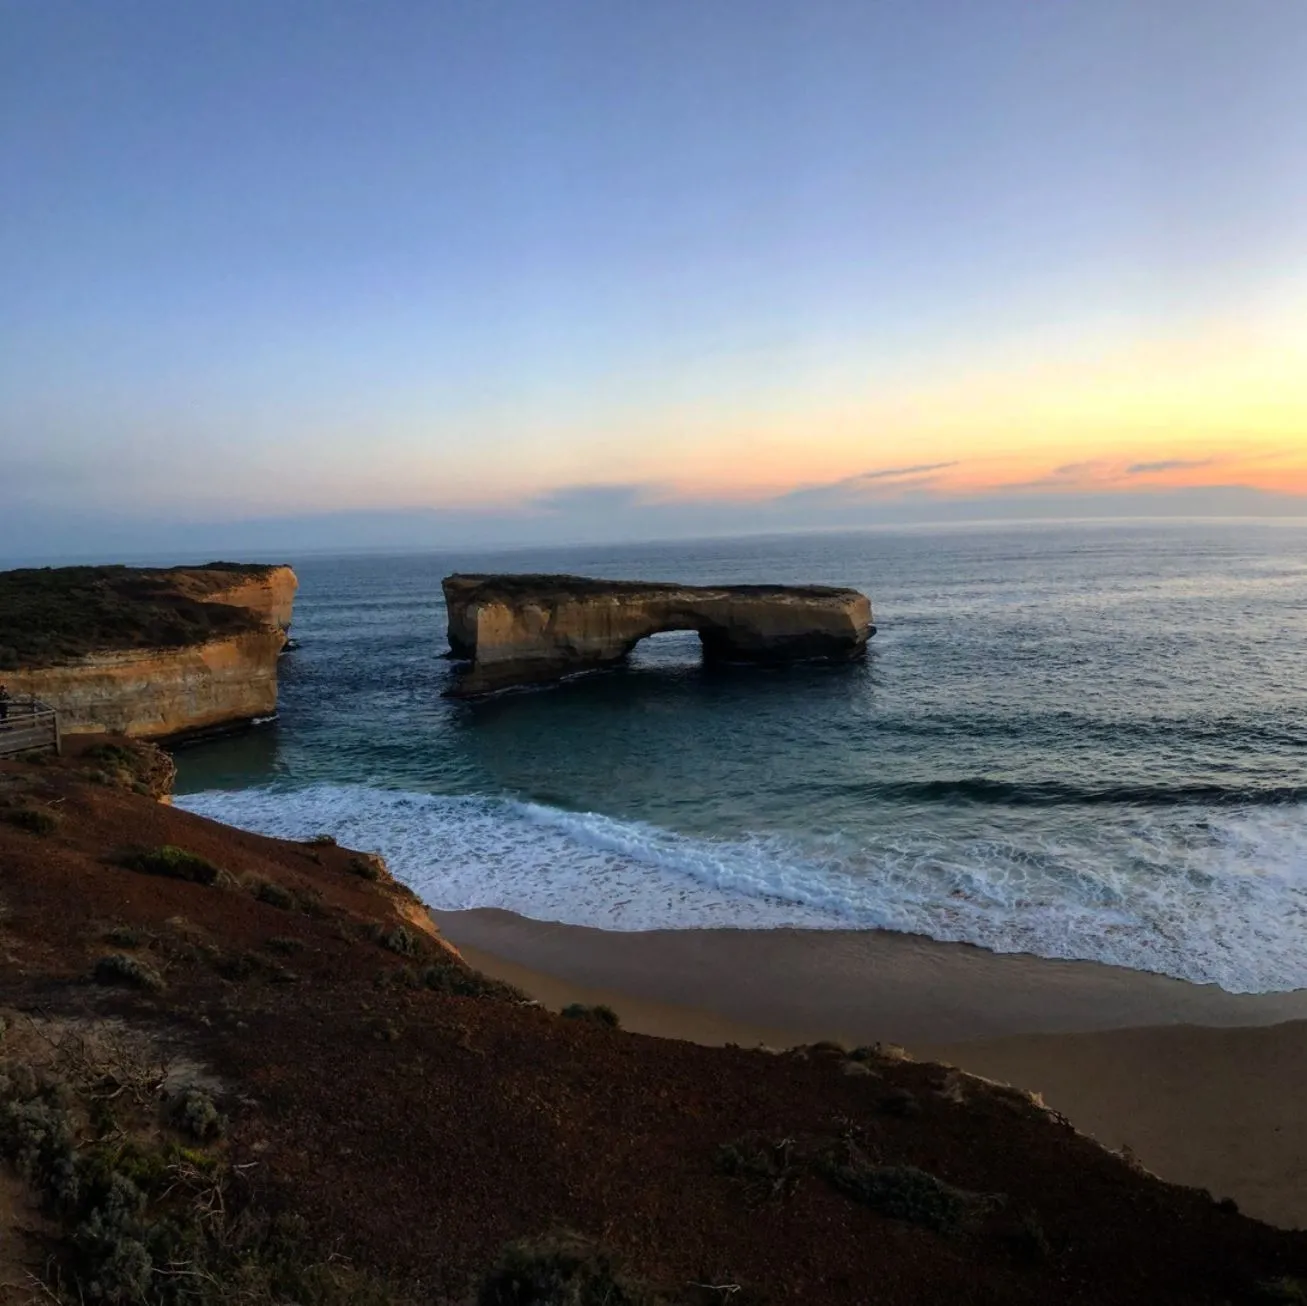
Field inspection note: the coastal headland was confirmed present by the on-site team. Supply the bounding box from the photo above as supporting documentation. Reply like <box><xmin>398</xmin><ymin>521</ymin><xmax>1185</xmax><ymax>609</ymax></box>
<box><xmin>0</xmin><ymin>562</ymin><xmax>297</xmax><ymax>739</ymax></box>
<box><xmin>3</xmin><ymin>738</ymin><xmax>1307</xmax><ymax>1304</ymax></box>
<box><xmin>442</xmin><ymin>572</ymin><xmax>873</xmax><ymax>695</ymax></box>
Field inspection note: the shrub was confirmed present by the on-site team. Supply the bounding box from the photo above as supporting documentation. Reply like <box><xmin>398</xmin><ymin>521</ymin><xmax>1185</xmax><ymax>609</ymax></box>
<box><xmin>117</xmin><ymin>845</ymin><xmax>223</xmax><ymax>886</ymax></box>
<box><xmin>93</xmin><ymin>954</ymin><xmax>165</xmax><ymax>993</ymax></box>
<box><xmin>306</xmin><ymin>833</ymin><xmax>337</xmax><ymax>846</ymax></box>
<box><xmin>249</xmin><ymin>878</ymin><xmax>293</xmax><ymax>910</ymax></box>
<box><xmin>0</xmin><ymin>1095</ymin><xmax>77</xmax><ymax>1187</ymax></box>
<box><xmin>822</xmin><ymin>1161</ymin><xmax>980</xmax><ymax>1234</ymax></box>
<box><xmin>265</xmin><ymin>936</ymin><xmax>305</xmax><ymax>955</ymax></box>
<box><xmin>422</xmin><ymin>962</ymin><xmax>526</xmax><ymax>1002</ymax></box>
<box><xmin>476</xmin><ymin>1235</ymin><xmax>657</xmax><ymax>1306</ymax></box>
<box><xmin>347</xmin><ymin>854</ymin><xmax>383</xmax><ymax>881</ymax></box>
<box><xmin>292</xmin><ymin>886</ymin><xmax>327</xmax><ymax>917</ymax></box>
<box><xmin>561</xmin><ymin>1003</ymin><xmax>620</xmax><ymax>1029</ymax></box>
<box><xmin>171</xmin><ymin>1088</ymin><xmax>224</xmax><ymax>1141</ymax></box>
<box><xmin>3</xmin><ymin>806</ymin><xmax>60</xmax><ymax>836</ymax></box>
<box><xmin>380</xmin><ymin>925</ymin><xmax>421</xmax><ymax>957</ymax></box>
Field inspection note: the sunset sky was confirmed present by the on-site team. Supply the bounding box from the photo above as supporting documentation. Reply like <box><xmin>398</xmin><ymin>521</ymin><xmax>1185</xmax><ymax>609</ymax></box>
<box><xmin>3</xmin><ymin>0</ymin><xmax>1306</xmax><ymax>556</ymax></box>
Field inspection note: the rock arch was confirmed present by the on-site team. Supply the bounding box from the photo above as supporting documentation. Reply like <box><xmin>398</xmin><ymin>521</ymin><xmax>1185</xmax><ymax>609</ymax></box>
<box><xmin>442</xmin><ymin>574</ymin><xmax>873</xmax><ymax>696</ymax></box>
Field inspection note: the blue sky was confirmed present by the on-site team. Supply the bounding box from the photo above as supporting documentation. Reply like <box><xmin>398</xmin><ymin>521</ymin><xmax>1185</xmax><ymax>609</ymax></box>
<box><xmin>3</xmin><ymin>0</ymin><xmax>1306</xmax><ymax>559</ymax></box>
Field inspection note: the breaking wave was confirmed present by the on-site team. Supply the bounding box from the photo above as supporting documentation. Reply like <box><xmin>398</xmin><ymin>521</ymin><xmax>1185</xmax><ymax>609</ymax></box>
<box><xmin>177</xmin><ymin>783</ymin><xmax>1307</xmax><ymax>995</ymax></box>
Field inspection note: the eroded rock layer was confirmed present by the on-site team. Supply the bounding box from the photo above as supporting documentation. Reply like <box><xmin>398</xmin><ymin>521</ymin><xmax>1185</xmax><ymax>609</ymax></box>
<box><xmin>2</xmin><ymin>564</ymin><xmax>297</xmax><ymax>738</ymax></box>
<box><xmin>443</xmin><ymin>573</ymin><xmax>873</xmax><ymax>695</ymax></box>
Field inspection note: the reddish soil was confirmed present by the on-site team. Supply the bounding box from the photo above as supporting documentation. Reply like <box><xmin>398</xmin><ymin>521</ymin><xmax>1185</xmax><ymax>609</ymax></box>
<box><xmin>2</xmin><ymin>741</ymin><xmax>1306</xmax><ymax>1304</ymax></box>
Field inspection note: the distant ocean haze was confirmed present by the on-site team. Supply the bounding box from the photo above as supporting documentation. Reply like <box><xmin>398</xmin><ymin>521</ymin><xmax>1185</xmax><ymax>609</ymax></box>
<box><xmin>175</xmin><ymin>522</ymin><xmax>1307</xmax><ymax>995</ymax></box>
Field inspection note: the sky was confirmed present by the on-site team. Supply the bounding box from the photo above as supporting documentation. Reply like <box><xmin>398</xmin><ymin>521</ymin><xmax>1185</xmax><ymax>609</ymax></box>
<box><xmin>3</xmin><ymin>0</ymin><xmax>1306</xmax><ymax>558</ymax></box>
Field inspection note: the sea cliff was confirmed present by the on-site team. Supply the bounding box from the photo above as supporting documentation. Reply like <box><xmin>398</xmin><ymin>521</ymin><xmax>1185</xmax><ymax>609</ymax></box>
<box><xmin>443</xmin><ymin>572</ymin><xmax>873</xmax><ymax>695</ymax></box>
<box><xmin>0</xmin><ymin>562</ymin><xmax>297</xmax><ymax>739</ymax></box>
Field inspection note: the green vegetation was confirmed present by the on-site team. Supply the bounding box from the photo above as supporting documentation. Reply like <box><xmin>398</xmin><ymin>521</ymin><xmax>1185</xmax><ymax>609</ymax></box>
<box><xmin>93</xmin><ymin>954</ymin><xmax>166</xmax><ymax>993</ymax></box>
<box><xmin>170</xmin><ymin>1088</ymin><xmax>224</xmax><ymax>1142</ymax></box>
<box><xmin>0</xmin><ymin>1027</ymin><xmax>399</xmax><ymax>1305</ymax></box>
<box><xmin>307</xmin><ymin>833</ymin><xmax>338</xmax><ymax>846</ymax></box>
<box><xmin>347</xmin><ymin>854</ymin><xmax>384</xmax><ymax>880</ymax></box>
<box><xmin>476</xmin><ymin>1235</ymin><xmax>658</xmax><ymax>1306</ymax></box>
<box><xmin>2</xmin><ymin>805</ymin><xmax>60</xmax><ymax>835</ymax></box>
<box><xmin>0</xmin><ymin>564</ymin><xmax>276</xmax><ymax>669</ymax></box>
<box><xmin>420</xmin><ymin>960</ymin><xmax>527</xmax><ymax>1002</ymax></box>
<box><xmin>246</xmin><ymin>877</ymin><xmax>294</xmax><ymax>909</ymax></box>
<box><xmin>822</xmin><ymin>1161</ymin><xmax>981</xmax><ymax>1234</ymax></box>
<box><xmin>380</xmin><ymin>925</ymin><xmax>421</xmax><ymax>957</ymax></box>
<box><xmin>561</xmin><ymin>1003</ymin><xmax>621</xmax><ymax>1029</ymax></box>
<box><xmin>717</xmin><ymin>1132</ymin><xmax>998</xmax><ymax>1234</ymax></box>
<box><xmin>117</xmin><ymin>845</ymin><xmax>226</xmax><ymax>887</ymax></box>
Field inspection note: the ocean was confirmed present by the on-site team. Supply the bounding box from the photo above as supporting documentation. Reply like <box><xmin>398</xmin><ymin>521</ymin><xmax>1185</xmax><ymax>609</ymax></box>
<box><xmin>173</xmin><ymin>521</ymin><xmax>1307</xmax><ymax>995</ymax></box>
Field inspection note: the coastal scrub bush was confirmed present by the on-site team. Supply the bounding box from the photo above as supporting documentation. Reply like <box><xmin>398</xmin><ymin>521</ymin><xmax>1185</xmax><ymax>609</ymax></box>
<box><xmin>93</xmin><ymin>953</ymin><xmax>165</xmax><ymax>993</ymax></box>
<box><xmin>265</xmin><ymin>935</ymin><xmax>305</xmax><ymax>955</ymax></box>
<box><xmin>117</xmin><ymin>845</ymin><xmax>223</xmax><ymax>886</ymax></box>
<box><xmin>561</xmin><ymin>1003</ymin><xmax>621</xmax><ymax>1029</ymax></box>
<box><xmin>248</xmin><ymin>877</ymin><xmax>294</xmax><ymax>909</ymax></box>
<box><xmin>822</xmin><ymin>1161</ymin><xmax>984</xmax><ymax>1234</ymax></box>
<box><xmin>347</xmin><ymin>854</ymin><xmax>383</xmax><ymax>881</ymax></box>
<box><xmin>306</xmin><ymin>832</ymin><xmax>337</xmax><ymax>846</ymax></box>
<box><xmin>3</xmin><ymin>806</ymin><xmax>60</xmax><ymax>836</ymax></box>
<box><xmin>380</xmin><ymin>925</ymin><xmax>421</xmax><ymax>957</ymax></box>
<box><xmin>421</xmin><ymin>961</ymin><xmax>526</xmax><ymax>1002</ymax></box>
<box><xmin>171</xmin><ymin>1088</ymin><xmax>224</xmax><ymax>1141</ymax></box>
<box><xmin>476</xmin><ymin>1234</ymin><xmax>658</xmax><ymax>1306</ymax></box>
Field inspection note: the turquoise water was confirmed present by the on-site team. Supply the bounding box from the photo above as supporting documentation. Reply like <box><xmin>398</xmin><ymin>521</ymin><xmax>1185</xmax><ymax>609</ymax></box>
<box><xmin>175</xmin><ymin>521</ymin><xmax>1307</xmax><ymax>993</ymax></box>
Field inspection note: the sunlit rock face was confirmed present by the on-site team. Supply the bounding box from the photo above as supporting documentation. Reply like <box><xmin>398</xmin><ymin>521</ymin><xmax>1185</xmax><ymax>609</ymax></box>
<box><xmin>442</xmin><ymin>573</ymin><xmax>874</xmax><ymax>696</ymax></box>
<box><xmin>5</xmin><ymin>566</ymin><xmax>297</xmax><ymax>739</ymax></box>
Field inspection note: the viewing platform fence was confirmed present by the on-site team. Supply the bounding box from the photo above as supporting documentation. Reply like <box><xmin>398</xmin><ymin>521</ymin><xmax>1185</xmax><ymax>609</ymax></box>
<box><xmin>0</xmin><ymin>697</ymin><xmax>62</xmax><ymax>759</ymax></box>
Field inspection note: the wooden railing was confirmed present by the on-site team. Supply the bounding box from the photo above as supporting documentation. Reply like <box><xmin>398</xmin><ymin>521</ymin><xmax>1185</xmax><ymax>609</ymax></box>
<box><xmin>0</xmin><ymin>698</ymin><xmax>61</xmax><ymax>759</ymax></box>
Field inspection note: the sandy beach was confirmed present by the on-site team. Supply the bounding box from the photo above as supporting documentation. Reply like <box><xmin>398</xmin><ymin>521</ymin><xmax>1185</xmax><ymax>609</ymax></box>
<box><xmin>433</xmin><ymin>908</ymin><xmax>1307</xmax><ymax>1230</ymax></box>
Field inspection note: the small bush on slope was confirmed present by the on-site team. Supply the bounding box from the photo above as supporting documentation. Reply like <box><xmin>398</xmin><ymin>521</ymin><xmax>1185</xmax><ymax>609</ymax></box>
<box><xmin>93</xmin><ymin>954</ymin><xmax>166</xmax><ymax>993</ymax></box>
<box><xmin>3</xmin><ymin>806</ymin><xmax>60</xmax><ymax>836</ymax></box>
<box><xmin>117</xmin><ymin>846</ymin><xmax>225</xmax><ymax>887</ymax></box>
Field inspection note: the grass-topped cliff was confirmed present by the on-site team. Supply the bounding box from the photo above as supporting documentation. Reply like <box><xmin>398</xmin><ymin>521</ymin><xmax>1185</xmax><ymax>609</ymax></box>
<box><xmin>1</xmin><ymin>742</ymin><xmax>1305</xmax><ymax>1304</ymax></box>
<box><xmin>0</xmin><ymin>564</ymin><xmax>289</xmax><ymax>670</ymax></box>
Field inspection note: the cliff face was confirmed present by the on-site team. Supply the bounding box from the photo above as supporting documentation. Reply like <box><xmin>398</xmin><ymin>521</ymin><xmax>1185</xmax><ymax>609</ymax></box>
<box><xmin>443</xmin><ymin>573</ymin><xmax>873</xmax><ymax>695</ymax></box>
<box><xmin>1</xmin><ymin>564</ymin><xmax>297</xmax><ymax>739</ymax></box>
<box><xmin>6</xmin><ymin>629</ymin><xmax>286</xmax><ymax>739</ymax></box>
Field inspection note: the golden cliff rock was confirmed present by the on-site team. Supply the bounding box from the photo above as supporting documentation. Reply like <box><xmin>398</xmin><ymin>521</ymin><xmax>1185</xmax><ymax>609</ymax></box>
<box><xmin>0</xmin><ymin>563</ymin><xmax>297</xmax><ymax>739</ymax></box>
<box><xmin>443</xmin><ymin>573</ymin><xmax>873</xmax><ymax>696</ymax></box>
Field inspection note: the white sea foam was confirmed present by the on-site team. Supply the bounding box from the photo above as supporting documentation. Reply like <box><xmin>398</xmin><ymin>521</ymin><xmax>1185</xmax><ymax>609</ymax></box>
<box><xmin>176</xmin><ymin>784</ymin><xmax>1307</xmax><ymax>994</ymax></box>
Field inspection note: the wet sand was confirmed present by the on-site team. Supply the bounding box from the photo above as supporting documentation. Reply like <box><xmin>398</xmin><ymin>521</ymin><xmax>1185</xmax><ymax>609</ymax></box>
<box><xmin>432</xmin><ymin>908</ymin><xmax>1307</xmax><ymax>1229</ymax></box>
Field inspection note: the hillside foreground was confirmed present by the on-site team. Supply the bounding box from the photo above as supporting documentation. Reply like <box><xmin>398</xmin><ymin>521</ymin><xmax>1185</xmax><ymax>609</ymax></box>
<box><xmin>2</xmin><ymin>740</ymin><xmax>1306</xmax><ymax>1304</ymax></box>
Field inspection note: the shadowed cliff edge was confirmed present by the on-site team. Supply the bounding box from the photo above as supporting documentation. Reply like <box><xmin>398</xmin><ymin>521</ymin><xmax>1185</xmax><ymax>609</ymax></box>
<box><xmin>442</xmin><ymin>572</ymin><xmax>874</xmax><ymax>696</ymax></box>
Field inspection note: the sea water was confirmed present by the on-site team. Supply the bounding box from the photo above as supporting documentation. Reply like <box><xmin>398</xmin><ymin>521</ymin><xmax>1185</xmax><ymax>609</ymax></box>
<box><xmin>174</xmin><ymin>521</ymin><xmax>1307</xmax><ymax>994</ymax></box>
